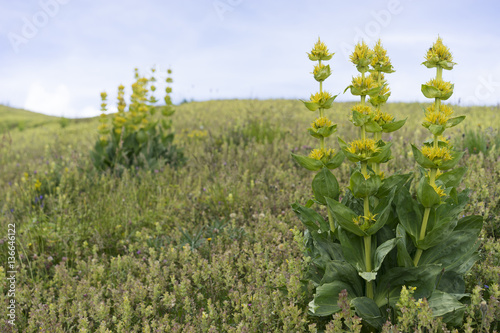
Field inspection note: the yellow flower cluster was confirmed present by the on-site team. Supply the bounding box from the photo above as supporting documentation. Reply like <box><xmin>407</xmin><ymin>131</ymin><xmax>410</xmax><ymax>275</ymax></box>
<box><xmin>347</xmin><ymin>139</ymin><xmax>381</xmax><ymax>158</ymax></box>
<box><xmin>421</xmin><ymin>145</ymin><xmax>452</xmax><ymax>162</ymax></box>
<box><xmin>310</xmin><ymin>91</ymin><xmax>333</xmax><ymax>105</ymax></box>
<box><xmin>308</xmin><ymin>148</ymin><xmax>335</xmax><ymax>161</ymax></box>
<box><xmin>374</xmin><ymin>110</ymin><xmax>394</xmax><ymax>124</ymax></box>
<box><xmin>311</xmin><ymin>117</ymin><xmax>333</xmax><ymax>129</ymax></box>
<box><xmin>431</xmin><ymin>183</ymin><xmax>446</xmax><ymax>197</ymax></box>
<box><xmin>349</xmin><ymin>41</ymin><xmax>374</xmax><ymax>65</ymax></box>
<box><xmin>351</xmin><ymin>75</ymin><xmax>378</xmax><ymax>91</ymax></box>
<box><xmin>424</xmin><ymin>104</ymin><xmax>453</xmax><ymax>125</ymax></box>
<box><xmin>371</xmin><ymin>40</ymin><xmax>392</xmax><ymax>69</ymax></box>
<box><xmin>425</xmin><ymin>78</ymin><xmax>453</xmax><ymax>95</ymax></box>
<box><xmin>351</xmin><ymin>104</ymin><xmax>373</xmax><ymax>116</ymax></box>
<box><xmin>425</xmin><ymin>37</ymin><xmax>453</xmax><ymax>62</ymax></box>
<box><xmin>308</xmin><ymin>38</ymin><xmax>334</xmax><ymax>60</ymax></box>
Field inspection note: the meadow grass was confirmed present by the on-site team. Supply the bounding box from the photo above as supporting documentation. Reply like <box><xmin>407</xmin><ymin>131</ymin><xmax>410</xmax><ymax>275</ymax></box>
<box><xmin>0</xmin><ymin>100</ymin><xmax>499</xmax><ymax>332</ymax></box>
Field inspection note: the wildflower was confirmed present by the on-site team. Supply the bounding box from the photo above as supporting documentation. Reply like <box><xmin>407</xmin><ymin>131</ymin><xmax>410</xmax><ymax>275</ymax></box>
<box><xmin>425</xmin><ymin>78</ymin><xmax>453</xmax><ymax>95</ymax></box>
<box><xmin>371</xmin><ymin>39</ymin><xmax>394</xmax><ymax>73</ymax></box>
<box><xmin>308</xmin><ymin>148</ymin><xmax>335</xmax><ymax>161</ymax></box>
<box><xmin>311</xmin><ymin>117</ymin><xmax>333</xmax><ymax>129</ymax></box>
<box><xmin>309</xmin><ymin>91</ymin><xmax>334</xmax><ymax>107</ymax></box>
<box><xmin>312</xmin><ymin>63</ymin><xmax>331</xmax><ymax>82</ymax></box>
<box><xmin>424</xmin><ymin>37</ymin><xmax>455</xmax><ymax>69</ymax></box>
<box><xmin>351</xmin><ymin>104</ymin><xmax>373</xmax><ymax>116</ymax></box>
<box><xmin>349</xmin><ymin>41</ymin><xmax>374</xmax><ymax>70</ymax></box>
<box><xmin>308</xmin><ymin>38</ymin><xmax>334</xmax><ymax>61</ymax></box>
<box><xmin>347</xmin><ymin>139</ymin><xmax>381</xmax><ymax>159</ymax></box>
<box><xmin>207</xmin><ymin>238</ymin><xmax>212</xmax><ymax>242</ymax></box>
<box><xmin>374</xmin><ymin>110</ymin><xmax>394</xmax><ymax>125</ymax></box>
<box><xmin>421</xmin><ymin>145</ymin><xmax>452</xmax><ymax>163</ymax></box>
<box><xmin>423</xmin><ymin>104</ymin><xmax>453</xmax><ymax>126</ymax></box>
<box><xmin>431</xmin><ymin>183</ymin><xmax>446</xmax><ymax>197</ymax></box>
<box><xmin>277</xmin><ymin>244</ymin><xmax>285</xmax><ymax>251</ymax></box>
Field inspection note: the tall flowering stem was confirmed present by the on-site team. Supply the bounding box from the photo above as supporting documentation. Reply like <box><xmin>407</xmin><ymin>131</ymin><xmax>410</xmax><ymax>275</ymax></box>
<box><xmin>292</xmin><ymin>38</ymin><xmax>344</xmax><ymax>232</ymax></box>
<box><xmin>412</xmin><ymin>37</ymin><xmax>462</xmax><ymax>266</ymax></box>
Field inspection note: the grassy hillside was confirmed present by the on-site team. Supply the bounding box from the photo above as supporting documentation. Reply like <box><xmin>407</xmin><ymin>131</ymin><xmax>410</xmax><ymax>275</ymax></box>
<box><xmin>0</xmin><ymin>100</ymin><xmax>499</xmax><ymax>332</ymax></box>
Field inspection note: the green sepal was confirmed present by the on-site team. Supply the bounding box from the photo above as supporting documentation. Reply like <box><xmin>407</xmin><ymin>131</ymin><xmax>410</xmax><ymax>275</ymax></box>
<box><xmin>312</xmin><ymin>168</ymin><xmax>340</xmax><ymax>205</ymax></box>
<box><xmin>421</xmin><ymin>60</ymin><xmax>456</xmax><ymax>70</ymax></box>
<box><xmin>325</xmin><ymin>151</ymin><xmax>345</xmax><ymax>170</ymax></box>
<box><xmin>428</xmin><ymin>124</ymin><xmax>445</xmax><ymax>136</ymax></box>
<box><xmin>411</xmin><ymin>144</ymin><xmax>437</xmax><ymax>169</ymax></box>
<box><xmin>301</xmin><ymin>100</ymin><xmax>320</xmax><ymax>111</ymax></box>
<box><xmin>381</xmin><ymin>118</ymin><xmax>406</xmax><ymax>133</ymax></box>
<box><xmin>417</xmin><ymin>177</ymin><xmax>441</xmax><ymax>208</ymax></box>
<box><xmin>326</xmin><ymin>197</ymin><xmax>367</xmax><ymax>237</ymax></box>
<box><xmin>349</xmin><ymin>171</ymin><xmax>382</xmax><ymax>199</ymax></box>
<box><xmin>308</xmin><ymin>53</ymin><xmax>333</xmax><ymax>61</ymax></box>
<box><xmin>438</xmin><ymin>150</ymin><xmax>464</xmax><ymax>170</ymax></box>
<box><xmin>446</xmin><ymin>116</ymin><xmax>465</xmax><ymax>128</ymax></box>
<box><xmin>291</xmin><ymin>153</ymin><xmax>323</xmax><ymax>171</ymax></box>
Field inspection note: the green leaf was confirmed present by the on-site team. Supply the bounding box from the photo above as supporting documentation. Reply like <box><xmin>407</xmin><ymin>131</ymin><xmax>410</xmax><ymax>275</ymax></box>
<box><xmin>382</xmin><ymin>119</ymin><xmax>406</xmax><ymax>133</ymax></box>
<box><xmin>321</xmin><ymin>261</ymin><xmax>363</xmax><ymax>295</ymax></box>
<box><xmin>351</xmin><ymin>297</ymin><xmax>384</xmax><ymax>330</ymax></box>
<box><xmin>373</xmin><ymin>238</ymin><xmax>398</xmax><ymax>272</ymax></box>
<box><xmin>291</xmin><ymin>202</ymin><xmax>329</xmax><ymax>233</ymax></box>
<box><xmin>376</xmin><ymin>173</ymin><xmax>412</xmax><ymax>198</ymax></box>
<box><xmin>417</xmin><ymin>209</ymin><xmax>456</xmax><ymax>250</ymax></box>
<box><xmin>323</xmin><ymin>95</ymin><xmax>338</xmax><ymax>109</ymax></box>
<box><xmin>429</xmin><ymin>124</ymin><xmax>445</xmax><ymax>136</ymax></box>
<box><xmin>352</xmin><ymin>110</ymin><xmax>370</xmax><ymax>127</ymax></box>
<box><xmin>419</xmin><ymin>215</ymin><xmax>482</xmax><ymax>272</ymax></box>
<box><xmin>374</xmin><ymin>264</ymin><xmax>442</xmax><ymax>308</ymax></box>
<box><xmin>326</xmin><ymin>198</ymin><xmax>366</xmax><ymax>237</ymax></box>
<box><xmin>301</xmin><ymin>100</ymin><xmax>320</xmax><ymax>111</ymax></box>
<box><xmin>312</xmin><ymin>168</ymin><xmax>340</xmax><ymax>205</ymax></box>
<box><xmin>316</xmin><ymin>124</ymin><xmax>337</xmax><ymax>137</ymax></box>
<box><xmin>365</xmin><ymin>120</ymin><xmax>382</xmax><ymax>133</ymax></box>
<box><xmin>411</xmin><ymin>144</ymin><xmax>437</xmax><ymax>169</ymax></box>
<box><xmin>395</xmin><ymin>187</ymin><xmax>422</xmax><ymax>246</ymax></box>
<box><xmin>446</xmin><ymin>116</ymin><xmax>465</xmax><ymax>128</ymax></box>
<box><xmin>369</xmin><ymin>142</ymin><xmax>392</xmax><ymax>164</ymax></box>
<box><xmin>291</xmin><ymin>153</ymin><xmax>323</xmax><ymax>171</ymax></box>
<box><xmin>438</xmin><ymin>151</ymin><xmax>464</xmax><ymax>170</ymax></box>
<box><xmin>436</xmin><ymin>167</ymin><xmax>467</xmax><ymax>188</ymax></box>
<box><xmin>349</xmin><ymin>171</ymin><xmax>381</xmax><ymax>199</ymax></box>
<box><xmin>338</xmin><ymin>228</ymin><xmax>366</xmax><ymax>272</ymax></box>
<box><xmin>396</xmin><ymin>224</ymin><xmax>414</xmax><ymax>267</ymax></box>
<box><xmin>365</xmin><ymin>188</ymin><xmax>396</xmax><ymax>236</ymax></box>
<box><xmin>437</xmin><ymin>271</ymin><xmax>465</xmax><ymax>295</ymax></box>
<box><xmin>309</xmin><ymin>281</ymin><xmax>358</xmax><ymax>316</ymax></box>
<box><xmin>421</xmin><ymin>84</ymin><xmax>441</xmax><ymax>99</ymax></box>
<box><xmin>325</xmin><ymin>151</ymin><xmax>345</xmax><ymax>170</ymax></box>
<box><xmin>359</xmin><ymin>271</ymin><xmax>377</xmax><ymax>282</ymax></box>
<box><xmin>417</xmin><ymin>177</ymin><xmax>441</xmax><ymax>208</ymax></box>
<box><xmin>428</xmin><ymin>290</ymin><xmax>465</xmax><ymax>326</ymax></box>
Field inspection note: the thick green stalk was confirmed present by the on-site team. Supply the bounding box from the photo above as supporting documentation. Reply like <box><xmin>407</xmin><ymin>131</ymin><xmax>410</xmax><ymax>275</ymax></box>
<box><xmin>361</xmin><ymin>160</ymin><xmax>374</xmax><ymax>298</ymax></box>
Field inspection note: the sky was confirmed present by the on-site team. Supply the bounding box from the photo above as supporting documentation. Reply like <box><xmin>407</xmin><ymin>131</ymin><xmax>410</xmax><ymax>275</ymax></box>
<box><xmin>1</xmin><ymin>0</ymin><xmax>499</xmax><ymax>118</ymax></box>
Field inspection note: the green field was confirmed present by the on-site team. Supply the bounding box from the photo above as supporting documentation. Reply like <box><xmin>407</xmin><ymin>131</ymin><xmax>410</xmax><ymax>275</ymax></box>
<box><xmin>1</xmin><ymin>100</ymin><xmax>499</xmax><ymax>332</ymax></box>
